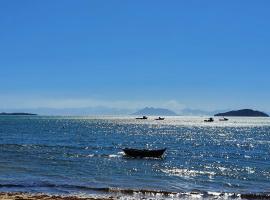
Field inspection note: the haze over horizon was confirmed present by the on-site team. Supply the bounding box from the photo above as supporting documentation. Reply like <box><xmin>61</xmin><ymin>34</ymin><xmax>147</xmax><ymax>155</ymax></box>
<box><xmin>1</xmin><ymin>1</ymin><xmax>270</xmax><ymax>115</ymax></box>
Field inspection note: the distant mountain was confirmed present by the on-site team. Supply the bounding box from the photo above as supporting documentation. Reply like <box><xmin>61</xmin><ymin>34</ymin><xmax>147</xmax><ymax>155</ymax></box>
<box><xmin>215</xmin><ymin>109</ymin><xmax>269</xmax><ymax>117</ymax></box>
<box><xmin>10</xmin><ymin>107</ymin><xmax>132</xmax><ymax>116</ymax></box>
<box><xmin>132</xmin><ymin>107</ymin><xmax>177</xmax><ymax>116</ymax></box>
<box><xmin>180</xmin><ymin>108</ymin><xmax>213</xmax><ymax>116</ymax></box>
<box><xmin>179</xmin><ymin>108</ymin><xmax>229</xmax><ymax>116</ymax></box>
<box><xmin>0</xmin><ymin>112</ymin><xmax>37</xmax><ymax>116</ymax></box>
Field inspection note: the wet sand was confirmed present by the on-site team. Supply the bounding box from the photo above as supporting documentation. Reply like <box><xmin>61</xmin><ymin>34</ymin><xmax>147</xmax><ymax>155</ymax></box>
<box><xmin>0</xmin><ymin>193</ymin><xmax>115</xmax><ymax>200</ymax></box>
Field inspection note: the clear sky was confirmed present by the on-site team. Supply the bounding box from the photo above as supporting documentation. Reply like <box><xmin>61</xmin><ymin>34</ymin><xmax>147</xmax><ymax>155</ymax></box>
<box><xmin>0</xmin><ymin>1</ymin><xmax>270</xmax><ymax>113</ymax></box>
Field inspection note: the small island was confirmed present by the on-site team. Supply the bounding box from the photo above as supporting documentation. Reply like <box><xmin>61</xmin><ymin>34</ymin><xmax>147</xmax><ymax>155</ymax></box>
<box><xmin>0</xmin><ymin>112</ymin><xmax>37</xmax><ymax>116</ymax></box>
<box><xmin>215</xmin><ymin>109</ymin><xmax>269</xmax><ymax>117</ymax></box>
<box><xmin>132</xmin><ymin>107</ymin><xmax>177</xmax><ymax>116</ymax></box>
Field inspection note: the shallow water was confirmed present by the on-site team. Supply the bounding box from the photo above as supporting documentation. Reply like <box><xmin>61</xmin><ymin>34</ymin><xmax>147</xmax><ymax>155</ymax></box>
<box><xmin>0</xmin><ymin>116</ymin><xmax>270</xmax><ymax>199</ymax></box>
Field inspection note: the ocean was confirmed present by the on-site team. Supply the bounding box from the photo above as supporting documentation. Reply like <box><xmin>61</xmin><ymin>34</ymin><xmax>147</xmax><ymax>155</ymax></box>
<box><xmin>0</xmin><ymin>116</ymin><xmax>269</xmax><ymax>199</ymax></box>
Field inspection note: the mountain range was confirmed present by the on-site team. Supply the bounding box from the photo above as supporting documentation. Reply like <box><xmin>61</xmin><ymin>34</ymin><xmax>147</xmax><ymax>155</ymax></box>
<box><xmin>1</xmin><ymin>107</ymin><xmax>269</xmax><ymax>116</ymax></box>
<box><xmin>132</xmin><ymin>107</ymin><xmax>177</xmax><ymax>116</ymax></box>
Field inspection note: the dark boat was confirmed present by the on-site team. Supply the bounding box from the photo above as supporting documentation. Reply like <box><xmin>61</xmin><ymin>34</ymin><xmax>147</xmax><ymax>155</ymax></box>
<box><xmin>136</xmin><ymin>116</ymin><xmax>148</xmax><ymax>120</ymax></box>
<box><xmin>219</xmin><ymin>117</ymin><xmax>229</xmax><ymax>121</ymax></box>
<box><xmin>204</xmin><ymin>117</ymin><xmax>214</xmax><ymax>122</ymax></box>
<box><xmin>123</xmin><ymin>148</ymin><xmax>166</xmax><ymax>158</ymax></box>
<box><xmin>155</xmin><ymin>117</ymin><xmax>165</xmax><ymax>120</ymax></box>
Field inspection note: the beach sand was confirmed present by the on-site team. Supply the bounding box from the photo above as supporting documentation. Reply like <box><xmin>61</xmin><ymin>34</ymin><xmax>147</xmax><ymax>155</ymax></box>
<box><xmin>0</xmin><ymin>193</ymin><xmax>115</xmax><ymax>200</ymax></box>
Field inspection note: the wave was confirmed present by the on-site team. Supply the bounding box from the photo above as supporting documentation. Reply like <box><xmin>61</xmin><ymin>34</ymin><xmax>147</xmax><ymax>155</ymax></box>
<box><xmin>0</xmin><ymin>143</ymin><xmax>124</xmax><ymax>160</ymax></box>
<box><xmin>161</xmin><ymin>168</ymin><xmax>216</xmax><ymax>178</ymax></box>
<box><xmin>1</xmin><ymin>183</ymin><xmax>270</xmax><ymax>199</ymax></box>
<box><xmin>0</xmin><ymin>143</ymin><xmax>119</xmax><ymax>154</ymax></box>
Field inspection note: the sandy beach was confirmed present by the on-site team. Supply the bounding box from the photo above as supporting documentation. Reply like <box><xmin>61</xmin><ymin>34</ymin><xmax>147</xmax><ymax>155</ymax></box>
<box><xmin>0</xmin><ymin>193</ymin><xmax>115</xmax><ymax>200</ymax></box>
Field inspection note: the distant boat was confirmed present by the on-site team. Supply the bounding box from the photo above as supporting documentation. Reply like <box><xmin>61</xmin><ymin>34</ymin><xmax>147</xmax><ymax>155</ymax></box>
<box><xmin>204</xmin><ymin>117</ymin><xmax>214</xmax><ymax>122</ymax></box>
<box><xmin>219</xmin><ymin>117</ymin><xmax>229</xmax><ymax>121</ymax></box>
<box><xmin>123</xmin><ymin>148</ymin><xmax>166</xmax><ymax>158</ymax></box>
<box><xmin>155</xmin><ymin>117</ymin><xmax>165</xmax><ymax>120</ymax></box>
<box><xmin>136</xmin><ymin>116</ymin><xmax>148</xmax><ymax>120</ymax></box>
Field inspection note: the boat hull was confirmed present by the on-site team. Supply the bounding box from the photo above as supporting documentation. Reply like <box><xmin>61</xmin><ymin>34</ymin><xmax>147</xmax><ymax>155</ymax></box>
<box><xmin>136</xmin><ymin>116</ymin><xmax>148</xmax><ymax>120</ymax></box>
<box><xmin>155</xmin><ymin>118</ymin><xmax>165</xmax><ymax>120</ymax></box>
<box><xmin>123</xmin><ymin>148</ymin><xmax>166</xmax><ymax>158</ymax></box>
<box><xmin>219</xmin><ymin>118</ymin><xmax>229</xmax><ymax>121</ymax></box>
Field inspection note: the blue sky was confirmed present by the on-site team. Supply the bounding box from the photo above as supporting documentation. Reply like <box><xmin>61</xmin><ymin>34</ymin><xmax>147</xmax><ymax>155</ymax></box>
<box><xmin>0</xmin><ymin>1</ymin><xmax>270</xmax><ymax>113</ymax></box>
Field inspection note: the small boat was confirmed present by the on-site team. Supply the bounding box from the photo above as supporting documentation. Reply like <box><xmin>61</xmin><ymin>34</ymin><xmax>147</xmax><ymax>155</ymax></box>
<box><xmin>123</xmin><ymin>148</ymin><xmax>166</xmax><ymax>158</ymax></box>
<box><xmin>136</xmin><ymin>116</ymin><xmax>148</xmax><ymax>120</ymax></box>
<box><xmin>204</xmin><ymin>117</ymin><xmax>214</xmax><ymax>122</ymax></box>
<box><xmin>155</xmin><ymin>117</ymin><xmax>165</xmax><ymax>120</ymax></box>
<box><xmin>219</xmin><ymin>117</ymin><xmax>229</xmax><ymax>121</ymax></box>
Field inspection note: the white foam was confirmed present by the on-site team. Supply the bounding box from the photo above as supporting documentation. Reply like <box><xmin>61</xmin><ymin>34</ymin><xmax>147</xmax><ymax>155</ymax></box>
<box><xmin>161</xmin><ymin>168</ymin><xmax>216</xmax><ymax>178</ymax></box>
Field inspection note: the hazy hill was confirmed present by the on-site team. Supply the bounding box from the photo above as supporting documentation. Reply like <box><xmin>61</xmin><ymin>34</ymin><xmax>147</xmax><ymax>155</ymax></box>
<box><xmin>215</xmin><ymin>109</ymin><xmax>269</xmax><ymax>117</ymax></box>
<box><xmin>132</xmin><ymin>107</ymin><xmax>177</xmax><ymax>116</ymax></box>
<box><xmin>0</xmin><ymin>112</ymin><xmax>37</xmax><ymax>116</ymax></box>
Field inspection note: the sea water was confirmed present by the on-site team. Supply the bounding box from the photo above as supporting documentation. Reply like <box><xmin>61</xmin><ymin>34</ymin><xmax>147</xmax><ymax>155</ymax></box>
<box><xmin>0</xmin><ymin>116</ymin><xmax>269</xmax><ymax>199</ymax></box>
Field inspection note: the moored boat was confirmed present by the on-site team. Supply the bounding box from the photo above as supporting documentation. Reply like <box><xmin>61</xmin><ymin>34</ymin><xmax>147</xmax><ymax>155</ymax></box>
<box><xmin>204</xmin><ymin>117</ymin><xmax>214</xmax><ymax>122</ymax></box>
<box><xmin>219</xmin><ymin>117</ymin><xmax>229</xmax><ymax>121</ymax></box>
<box><xmin>155</xmin><ymin>117</ymin><xmax>165</xmax><ymax>120</ymax></box>
<box><xmin>136</xmin><ymin>116</ymin><xmax>148</xmax><ymax>120</ymax></box>
<box><xmin>123</xmin><ymin>148</ymin><xmax>166</xmax><ymax>158</ymax></box>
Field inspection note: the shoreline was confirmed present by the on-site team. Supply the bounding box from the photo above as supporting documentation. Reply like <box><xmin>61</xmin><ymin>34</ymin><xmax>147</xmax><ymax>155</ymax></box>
<box><xmin>0</xmin><ymin>193</ymin><xmax>114</xmax><ymax>200</ymax></box>
<box><xmin>1</xmin><ymin>192</ymin><xmax>270</xmax><ymax>200</ymax></box>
